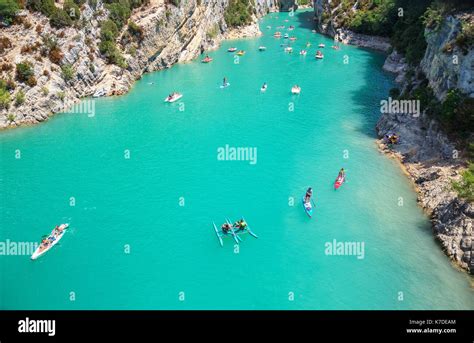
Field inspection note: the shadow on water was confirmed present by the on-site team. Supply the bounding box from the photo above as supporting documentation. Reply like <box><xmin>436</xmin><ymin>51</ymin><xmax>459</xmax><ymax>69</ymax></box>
<box><xmin>293</xmin><ymin>9</ymin><xmax>316</xmax><ymax>30</ymax></box>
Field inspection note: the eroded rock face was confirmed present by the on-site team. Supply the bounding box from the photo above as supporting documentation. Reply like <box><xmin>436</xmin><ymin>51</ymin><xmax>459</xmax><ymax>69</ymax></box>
<box><xmin>0</xmin><ymin>0</ymin><xmax>279</xmax><ymax>128</ymax></box>
<box><xmin>420</xmin><ymin>13</ymin><xmax>474</xmax><ymax>100</ymax></box>
<box><xmin>376</xmin><ymin>107</ymin><xmax>474</xmax><ymax>274</ymax></box>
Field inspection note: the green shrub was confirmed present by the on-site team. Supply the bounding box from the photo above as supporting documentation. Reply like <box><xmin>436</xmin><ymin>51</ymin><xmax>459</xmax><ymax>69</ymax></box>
<box><xmin>41</xmin><ymin>86</ymin><xmax>49</xmax><ymax>95</ymax></box>
<box><xmin>7</xmin><ymin>113</ymin><xmax>15</xmax><ymax>122</ymax></box>
<box><xmin>99</xmin><ymin>40</ymin><xmax>126</xmax><ymax>66</ymax></box>
<box><xmin>61</xmin><ymin>64</ymin><xmax>75</xmax><ymax>81</ymax></box>
<box><xmin>15</xmin><ymin>62</ymin><xmax>35</xmax><ymax>83</ymax></box>
<box><xmin>106</xmin><ymin>0</ymin><xmax>131</xmax><ymax>28</ymax></box>
<box><xmin>27</xmin><ymin>0</ymin><xmax>56</xmax><ymax>17</ymax></box>
<box><xmin>100</xmin><ymin>20</ymin><xmax>119</xmax><ymax>41</ymax></box>
<box><xmin>57</xmin><ymin>91</ymin><xmax>65</xmax><ymax>101</ymax></box>
<box><xmin>50</xmin><ymin>8</ymin><xmax>73</xmax><ymax>28</ymax></box>
<box><xmin>0</xmin><ymin>87</ymin><xmax>11</xmax><ymax>109</ymax></box>
<box><xmin>0</xmin><ymin>0</ymin><xmax>20</xmax><ymax>24</ymax></box>
<box><xmin>64</xmin><ymin>0</ymin><xmax>81</xmax><ymax>20</ymax></box>
<box><xmin>452</xmin><ymin>163</ymin><xmax>474</xmax><ymax>203</ymax></box>
<box><xmin>224</xmin><ymin>0</ymin><xmax>253</xmax><ymax>28</ymax></box>
<box><xmin>14</xmin><ymin>90</ymin><xmax>25</xmax><ymax>106</ymax></box>
<box><xmin>422</xmin><ymin>4</ymin><xmax>445</xmax><ymax>31</ymax></box>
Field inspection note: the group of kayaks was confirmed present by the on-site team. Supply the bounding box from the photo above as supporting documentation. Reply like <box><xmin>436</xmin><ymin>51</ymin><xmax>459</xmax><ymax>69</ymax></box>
<box><xmin>302</xmin><ymin>169</ymin><xmax>346</xmax><ymax>219</ymax></box>
<box><xmin>213</xmin><ymin>217</ymin><xmax>258</xmax><ymax>247</ymax></box>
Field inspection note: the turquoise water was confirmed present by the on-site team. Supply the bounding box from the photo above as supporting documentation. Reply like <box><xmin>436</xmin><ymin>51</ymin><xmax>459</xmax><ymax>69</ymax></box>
<box><xmin>1</xmin><ymin>11</ymin><xmax>473</xmax><ymax>310</ymax></box>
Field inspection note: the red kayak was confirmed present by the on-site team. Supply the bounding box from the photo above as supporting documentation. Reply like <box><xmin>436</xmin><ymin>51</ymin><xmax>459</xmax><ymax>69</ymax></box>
<box><xmin>334</xmin><ymin>175</ymin><xmax>345</xmax><ymax>190</ymax></box>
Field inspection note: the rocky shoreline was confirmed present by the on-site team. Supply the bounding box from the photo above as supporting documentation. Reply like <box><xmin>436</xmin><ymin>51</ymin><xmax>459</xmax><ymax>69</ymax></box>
<box><xmin>315</xmin><ymin>7</ymin><xmax>474</xmax><ymax>274</ymax></box>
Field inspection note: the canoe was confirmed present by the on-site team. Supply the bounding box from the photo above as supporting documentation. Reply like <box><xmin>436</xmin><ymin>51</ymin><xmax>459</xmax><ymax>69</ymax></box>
<box><xmin>31</xmin><ymin>223</ymin><xmax>69</xmax><ymax>260</ymax></box>
<box><xmin>302</xmin><ymin>198</ymin><xmax>313</xmax><ymax>218</ymax></box>
<box><xmin>334</xmin><ymin>175</ymin><xmax>345</xmax><ymax>190</ymax></box>
<box><xmin>164</xmin><ymin>93</ymin><xmax>183</xmax><ymax>103</ymax></box>
<box><xmin>213</xmin><ymin>222</ymin><xmax>224</xmax><ymax>247</ymax></box>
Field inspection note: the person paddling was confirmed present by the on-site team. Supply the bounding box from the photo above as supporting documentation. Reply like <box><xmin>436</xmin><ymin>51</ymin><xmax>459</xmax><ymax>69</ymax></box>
<box><xmin>221</xmin><ymin>222</ymin><xmax>232</xmax><ymax>233</ymax></box>
<box><xmin>304</xmin><ymin>187</ymin><xmax>313</xmax><ymax>203</ymax></box>
<box><xmin>223</xmin><ymin>77</ymin><xmax>228</xmax><ymax>86</ymax></box>
<box><xmin>338</xmin><ymin>168</ymin><xmax>345</xmax><ymax>179</ymax></box>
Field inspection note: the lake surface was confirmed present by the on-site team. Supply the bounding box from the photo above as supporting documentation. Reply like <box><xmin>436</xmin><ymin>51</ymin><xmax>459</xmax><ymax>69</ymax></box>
<box><xmin>1</xmin><ymin>11</ymin><xmax>473</xmax><ymax>309</ymax></box>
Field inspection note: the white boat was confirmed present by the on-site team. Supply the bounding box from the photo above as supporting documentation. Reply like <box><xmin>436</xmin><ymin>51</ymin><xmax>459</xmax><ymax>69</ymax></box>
<box><xmin>164</xmin><ymin>93</ymin><xmax>183</xmax><ymax>102</ymax></box>
<box><xmin>259</xmin><ymin>46</ymin><xmax>266</xmax><ymax>51</ymax></box>
<box><xmin>284</xmin><ymin>47</ymin><xmax>293</xmax><ymax>53</ymax></box>
<box><xmin>315</xmin><ymin>54</ymin><xmax>324</xmax><ymax>59</ymax></box>
<box><xmin>319</xmin><ymin>43</ymin><xmax>325</xmax><ymax>48</ymax></box>
<box><xmin>93</xmin><ymin>88</ymin><xmax>106</xmax><ymax>98</ymax></box>
<box><xmin>31</xmin><ymin>224</ymin><xmax>69</xmax><ymax>260</ymax></box>
<box><xmin>291</xmin><ymin>86</ymin><xmax>301</xmax><ymax>94</ymax></box>
<box><xmin>261</xmin><ymin>85</ymin><xmax>267</xmax><ymax>92</ymax></box>
<box><xmin>300</xmin><ymin>50</ymin><xmax>307</xmax><ymax>56</ymax></box>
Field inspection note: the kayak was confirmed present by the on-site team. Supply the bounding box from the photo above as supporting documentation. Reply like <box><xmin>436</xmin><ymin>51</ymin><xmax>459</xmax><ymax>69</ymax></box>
<box><xmin>164</xmin><ymin>93</ymin><xmax>183</xmax><ymax>103</ymax></box>
<box><xmin>213</xmin><ymin>222</ymin><xmax>224</xmax><ymax>247</ymax></box>
<box><xmin>228</xmin><ymin>47</ymin><xmax>237</xmax><ymax>52</ymax></box>
<box><xmin>289</xmin><ymin>37</ymin><xmax>297</xmax><ymax>41</ymax></box>
<box><xmin>202</xmin><ymin>57</ymin><xmax>213</xmax><ymax>63</ymax></box>
<box><xmin>220</xmin><ymin>82</ymin><xmax>230</xmax><ymax>89</ymax></box>
<box><xmin>334</xmin><ymin>174</ymin><xmax>345</xmax><ymax>190</ymax></box>
<box><xmin>318</xmin><ymin>43</ymin><xmax>325</xmax><ymax>48</ymax></box>
<box><xmin>315</xmin><ymin>54</ymin><xmax>324</xmax><ymax>59</ymax></box>
<box><xmin>31</xmin><ymin>223</ymin><xmax>69</xmax><ymax>260</ymax></box>
<box><xmin>302</xmin><ymin>198</ymin><xmax>313</xmax><ymax>218</ymax></box>
<box><xmin>236</xmin><ymin>50</ymin><xmax>245</xmax><ymax>56</ymax></box>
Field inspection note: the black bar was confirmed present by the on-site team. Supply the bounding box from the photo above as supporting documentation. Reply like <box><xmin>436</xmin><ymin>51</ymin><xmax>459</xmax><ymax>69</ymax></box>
<box><xmin>0</xmin><ymin>311</ymin><xmax>472</xmax><ymax>341</ymax></box>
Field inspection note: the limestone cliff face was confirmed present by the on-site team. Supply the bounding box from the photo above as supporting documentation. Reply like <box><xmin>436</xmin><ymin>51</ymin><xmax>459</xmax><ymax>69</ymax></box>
<box><xmin>0</xmin><ymin>0</ymin><xmax>278</xmax><ymax>128</ymax></box>
<box><xmin>375</xmin><ymin>13</ymin><xmax>474</xmax><ymax>274</ymax></box>
<box><xmin>420</xmin><ymin>12</ymin><xmax>474</xmax><ymax>100</ymax></box>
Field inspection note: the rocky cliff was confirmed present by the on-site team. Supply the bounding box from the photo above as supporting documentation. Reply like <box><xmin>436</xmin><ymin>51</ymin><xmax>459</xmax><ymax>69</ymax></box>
<box><xmin>0</xmin><ymin>0</ymin><xmax>278</xmax><ymax>128</ymax></box>
<box><xmin>376</xmin><ymin>13</ymin><xmax>474</xmax><ymax>274</ymax></box>
<box><xmin>420</xmin><ymin>12</ymin><xmax>474</xmax><ymax>100</ymax></box>
<box><xmin>312</xmin><ymin>1</ymin><xmax>473</xmax><ymax>274</ymax></box>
